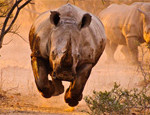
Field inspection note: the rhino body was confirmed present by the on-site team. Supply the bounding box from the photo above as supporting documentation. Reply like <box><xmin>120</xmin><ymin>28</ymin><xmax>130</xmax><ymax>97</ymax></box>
<box><xmin>99</xmin><ymin>2</ymin><xmax>150</xmax><ymax>63</ymax></box>
<box><xmin>29</xmin><ymin>4</ymin><xmax>106</xmax><ymax>106</ymax></box>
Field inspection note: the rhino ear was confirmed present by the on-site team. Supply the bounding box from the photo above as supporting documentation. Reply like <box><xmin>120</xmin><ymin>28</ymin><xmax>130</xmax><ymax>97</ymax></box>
<box><xmin>50</xmin><ymin>11</ymin><xmax>60</xmax><ymax>26</ymax></box>
<box><xmin>138</xmin><ymin>8</ymin><xmax>146</xmax><ymax>15</ymax></box>
<box><xmin>78</xmin><ymin>13</ymin><xmax>92</xmax><ymax>30</ymax></box>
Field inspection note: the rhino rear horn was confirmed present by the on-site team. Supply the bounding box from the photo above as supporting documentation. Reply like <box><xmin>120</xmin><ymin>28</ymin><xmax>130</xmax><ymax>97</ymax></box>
<box><xmin>79</xmin><ymin>13</ymin><xmax>92</xmax><ymax>30</ymax></box>
<box><xmin>50</xmin><ymin>11</ymin><xmax>60</xmax><ymax>26</ymax></box>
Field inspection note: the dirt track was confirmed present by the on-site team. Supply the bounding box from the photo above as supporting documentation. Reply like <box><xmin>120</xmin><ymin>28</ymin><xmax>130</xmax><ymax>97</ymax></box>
<box><xmin>0</xmin><ymin>1</ymin><xmax>145</xmax><ymax>114</ymax></box>
<box><xmin>0</xmin><ymin>49</ymin><xmax>143</xmax><ymax>114</ymax></box>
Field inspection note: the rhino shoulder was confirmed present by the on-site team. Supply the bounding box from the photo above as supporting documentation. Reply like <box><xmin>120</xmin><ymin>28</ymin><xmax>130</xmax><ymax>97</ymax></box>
<box><xmin>29</xmin><ymin>11</ymin><xmax>54</xmax><ymax>58</ymax></box>
<box><xmin>33</xmin><ymin>11</ymin><xmax>52</xmax><ymax>35</ymax></box>
<box><xmin>140</xmin><ymin>2</ymin><xmax>150</xmax><ymax>12</ymax></box>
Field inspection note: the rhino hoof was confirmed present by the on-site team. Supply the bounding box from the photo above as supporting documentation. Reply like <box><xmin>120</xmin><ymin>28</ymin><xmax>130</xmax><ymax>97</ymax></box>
<box><xmin>40</xmin><ymin>87</ymin><xmax>54</xmax><ymax>98</ymax></box>
<box><xmin>65</xmin><ymin>88</ymin><xmax>83</xmax><ymax>107</ymax></box>
<box><xmin>65</xmin><ymin>94</ymin><xmax>82</xmax><ymax>107</ymax></box>
<box><xmin>65</xmin><ymin>97</ymin><xmax>79</xmax><ymax>107</ymax></box>
<box><xmin>38</xmin><ymin>81</ymin><xmax>55</xmax><ymax>98</ymax></box>
<box><xmin>68</xmin><ymin>100</ymin><xmax>79</xmax><ymax>107</ymax></box>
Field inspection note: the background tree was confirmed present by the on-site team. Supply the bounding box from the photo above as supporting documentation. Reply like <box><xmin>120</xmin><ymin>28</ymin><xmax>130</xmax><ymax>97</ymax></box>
<box><xmin>0</xmin><ymin>0</ymin><xmax>32</xmax><ymax>49</ymax></box>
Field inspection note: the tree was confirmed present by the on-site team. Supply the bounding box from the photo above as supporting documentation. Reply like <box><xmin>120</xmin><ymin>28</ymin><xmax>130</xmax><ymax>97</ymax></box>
<box><xmin>0</xmin><ymin>0</ymin><xmax>32</xmax><ymax>49</ymax></box>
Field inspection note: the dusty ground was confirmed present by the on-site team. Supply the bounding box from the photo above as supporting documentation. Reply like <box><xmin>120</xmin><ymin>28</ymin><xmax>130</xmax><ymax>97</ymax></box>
<box><xmin>0</xmin><ymin>56</ymin><xmax>143</xmax><ymax>115</ymax></box>
<box><xmin>0</xmin><ymin>1</ymin><xmax>147</xmax><ymax>114</ymax></box>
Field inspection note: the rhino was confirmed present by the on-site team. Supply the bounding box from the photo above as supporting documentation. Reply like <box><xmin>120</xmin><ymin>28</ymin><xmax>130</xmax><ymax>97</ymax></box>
<box><xmin>99</xmin><ymin>2</ymin><xmax>150</xmax><ymax>64</ymax></box>
<box><xmin>29</xmin><ymin>4</ymin><xmax>106</xmax><ymax>107</ymax></box>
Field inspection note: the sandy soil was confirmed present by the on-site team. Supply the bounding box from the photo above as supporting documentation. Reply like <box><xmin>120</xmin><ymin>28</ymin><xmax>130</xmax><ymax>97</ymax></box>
<box><xmin>0</xmin><ymin>1</ymin><xmax>147</xmax><ymax>114</ymax></box>
<box><xmin>0</xmin><ymin>57</ymin><xmax>143</xmax><ymax>115</ymax></box>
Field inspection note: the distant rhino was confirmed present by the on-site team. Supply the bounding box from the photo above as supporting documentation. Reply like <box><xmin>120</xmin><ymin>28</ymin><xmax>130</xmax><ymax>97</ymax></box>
<box><xmin>29</xmin><ymin>4</ymin><xmax>106</xmax><ymax>107</ymax></box>
<box><xmin>99</xmin><ymin>2</ymin><xmax>150</xmax><ymax>64</ymax></box>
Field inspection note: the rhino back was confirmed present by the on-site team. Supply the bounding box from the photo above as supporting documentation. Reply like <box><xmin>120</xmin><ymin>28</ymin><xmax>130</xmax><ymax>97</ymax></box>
<box><xmin>99</xmin><ymin>2</ymin><xmax>148</xmax><ymax>44</ymax></box>
<box><xmin>139</xmin><ymin>2</ymin><xmax>150</xmax><ymax>12</ymax></box>
<box><xmin>99</xmin><ymin>4</ymin><xmax>132</xmax><ymax>44</ymax></box>
<box><xmin>123</xmin><ymin>2</ymin><xmax>150</xmax><ymax>40</ymax></box>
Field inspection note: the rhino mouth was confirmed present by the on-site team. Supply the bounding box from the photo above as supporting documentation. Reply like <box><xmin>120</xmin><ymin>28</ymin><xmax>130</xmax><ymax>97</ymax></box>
<box><xmin>52</xmin><ymin>68</ymin><xmax>75</xmax><ymax>81</ymax></box>
<box><xmin>51</xmin><ymin>43</ymin><xmax>75</xmax><ymax>81</ymax></box>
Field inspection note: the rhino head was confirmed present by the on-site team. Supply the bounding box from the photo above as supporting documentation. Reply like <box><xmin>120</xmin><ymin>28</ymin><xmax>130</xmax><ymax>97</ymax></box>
<box><xmin>138</xmin><ymin>9</ymin><xmax>150</xmax><ymax>45</ymax></box>
<box><xmin>48</xmin><ymin>11</ymin><xmax>91</xmax><ymax>79</ymax></box>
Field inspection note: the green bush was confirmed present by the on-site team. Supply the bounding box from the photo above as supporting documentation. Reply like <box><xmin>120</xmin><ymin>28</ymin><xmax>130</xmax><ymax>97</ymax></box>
<box><xmin>84</xmin><ymin>83</ymin><xmax>150</xmax><ymax>115</ymax></box>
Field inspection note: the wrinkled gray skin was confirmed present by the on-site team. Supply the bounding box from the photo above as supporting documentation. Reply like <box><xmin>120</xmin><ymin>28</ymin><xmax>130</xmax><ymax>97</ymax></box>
<box><xmin>29</xmin><ymin>4</ymin><xmax>106</xmax><ymax>107</ymax></box>
<box><xmin>99</xmin><ymin>2</ymin><xmax>150</xmax><ymax>64</ymax></box>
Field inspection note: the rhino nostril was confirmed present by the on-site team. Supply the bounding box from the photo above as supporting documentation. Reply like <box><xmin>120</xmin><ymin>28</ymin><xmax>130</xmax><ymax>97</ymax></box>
<box><xmin>53</xmin><ymin>71</ymin><xmax>56</xmax><ymax>75</ymax></box>
<box><xmin>53</xmin><ymin>72</ymin><xmax>56</xmax><ymax>79</ymax></box>
<box><xmin>51</xmin><ymin>50</ymin><xmax>57</xmax><ymax>60</ymax></box>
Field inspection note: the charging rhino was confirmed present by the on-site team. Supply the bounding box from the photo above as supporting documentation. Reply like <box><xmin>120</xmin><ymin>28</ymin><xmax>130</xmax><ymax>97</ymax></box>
<box><xmin>29</xmin><ymin>4</ymin><xmax>106</xmax><ymax>107</ymax></box>
<box><xmin>99</xmin><ymin>2</ymin><xmax>150</xmax><ymax>64</ymax></box>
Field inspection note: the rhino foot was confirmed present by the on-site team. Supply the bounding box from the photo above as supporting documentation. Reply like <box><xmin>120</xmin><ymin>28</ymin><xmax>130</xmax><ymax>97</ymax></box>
<box><xmin>39</xmin><ymin>80</ymin><xmax>55</xmax><ymax>98</ymax></box>
<box><xmin>66</xmin><ymin>98</ymin><xmax>79</xmax><ymax>107</ymax></box>
<box><xmin>41</xmin><ymin>87</ymin><xmax>54</xmax><ymax>98</ymax></box>
<box><xmin>64</xmin><ymin>88</ymin><xmax>82</xmax><ymax>107</ymax></box>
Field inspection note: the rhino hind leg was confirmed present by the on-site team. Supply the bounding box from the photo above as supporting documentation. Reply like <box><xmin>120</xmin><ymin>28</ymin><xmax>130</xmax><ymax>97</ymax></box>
<box><xmin>105</xmin><ymin>39</ymin><xmax>118</xmax><ymax>63</ymax></box>
<box><xmin>31</xmin><ymin>56</ymin><xmax>55</xmax><ymax>98</ymax></box>
<box><xmin>64</xmin><ymin>64</ymin><xmax>93</xmax><ymax>107</ymax></box>
<box><xmin>126</xmin><ymin>37</ymin><xmax>139</xmax><ymax>64</ymax></box>
<box><xmin>121</xmin><ymin>45</ymin><xmax>132</xmax><ymax>63</ymax></box>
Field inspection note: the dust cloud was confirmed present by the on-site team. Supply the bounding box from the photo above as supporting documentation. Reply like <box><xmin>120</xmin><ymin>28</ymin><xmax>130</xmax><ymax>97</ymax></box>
<box><xmin>0</xmin><ymin>0</ymin><xmax>148</xmax><ymax>114</ymax></box>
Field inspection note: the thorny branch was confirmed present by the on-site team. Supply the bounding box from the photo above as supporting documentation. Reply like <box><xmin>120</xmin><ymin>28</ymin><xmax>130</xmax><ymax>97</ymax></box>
<box><xmin>66</xmin><ymin>0</ymin><xmax>75</xmax><ymax>4</ymax></box>
<box><xmin>137</xmin><ymin>45</ymin><xmax>150</xmax><ymax>85</ymax></box>
<box><xmin>9</xmin><ymin>30</ymin><xmax>29</xmax><ymax>44</ymax></box>
<box><xmin>0</xmin><ymin>0</ymin><xmax>32</xmax><ymax>48</ymax></box>
<box><xmin>0</xmin><ymin>23</ymin><xmax>29</xmax><ymax>45</ymax></box>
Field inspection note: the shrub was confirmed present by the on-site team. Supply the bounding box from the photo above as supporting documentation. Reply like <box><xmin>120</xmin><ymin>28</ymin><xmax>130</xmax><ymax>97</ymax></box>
<box><xmin>84</xmin><ymin>82</ymin><xmax>150</xmax><ymax>115</ymax></box>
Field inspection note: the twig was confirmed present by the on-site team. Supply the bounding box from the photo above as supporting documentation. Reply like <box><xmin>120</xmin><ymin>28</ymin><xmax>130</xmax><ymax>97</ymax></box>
<box><xmin>8</xmin><ymin>25</ymin><xmax>29</xmax><ymax>43</ymax></box>
<box><xmin>137</xmin><ymin>45</ymin><xmax>150</xmax><ymax>85</ymax></box>
<box><xmin>5</xmin><ymin>84</ymin><xmax>19</xmax><ymax>92</ymax></box>
<box><xmin>1</xmin><ymin>25</ymin><xmax>28</xmax><ymax>46</ymax></box>
<box><xmin>0</xmin><ymin>0</ymin><xmax>22</xmax><ymax>46</ymax></box>
<box><xmin>2</xmin><ymin>31</ymin><xmax>29</xmax><ymax>45</ymax></box>
<box><xmin>2</xmin><ymin>39</ymin><xmax>13</xmax><ymax>45</ymax></box>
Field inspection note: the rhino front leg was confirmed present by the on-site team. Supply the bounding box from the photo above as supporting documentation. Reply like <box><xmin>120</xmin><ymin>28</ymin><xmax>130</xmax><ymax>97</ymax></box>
<box><xmin>126</xmin><ymin>37</ymin><xmax>139</xmax><ymax>64</ymax></box>
<box><xmin>31</xmin><ymin>56</ymin><xmax>55</xmax><ymax>98</ymax></box>
<box><xmin>121</xmin><ymin>45</ymin><xmax>131</xmax><ymax>61</ymax></box>
<box><xmin>65</xmin><ymin>64</ymin><xmax>93</xmax><ymax>107</ymax></box>
<box><xmin>105</xmin><ymin>39</ymin><xmax>118</xmax><ymax>63</ymax></box>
